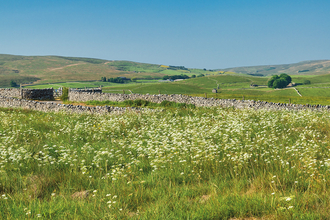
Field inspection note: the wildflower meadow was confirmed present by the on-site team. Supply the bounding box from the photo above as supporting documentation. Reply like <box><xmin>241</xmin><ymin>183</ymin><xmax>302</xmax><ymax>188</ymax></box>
<box><xmin>0</xmin><ymin>106</ymin><xmax>330</xmax><ymax>219</ymax></box>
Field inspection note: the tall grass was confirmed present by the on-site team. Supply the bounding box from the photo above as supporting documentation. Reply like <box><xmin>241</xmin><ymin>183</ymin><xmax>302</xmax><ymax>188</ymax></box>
<box><xmin>0</xmin><ymin>107</ymin><xmax>330</xmax><ymax>219</ymax></box>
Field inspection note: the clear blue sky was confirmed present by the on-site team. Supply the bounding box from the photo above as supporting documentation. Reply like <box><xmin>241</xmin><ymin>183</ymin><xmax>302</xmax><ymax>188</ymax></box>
<box><xmin>1</xmin><ymin>0</ymin><xmax>329</xmax><ymax>69</ymax></box>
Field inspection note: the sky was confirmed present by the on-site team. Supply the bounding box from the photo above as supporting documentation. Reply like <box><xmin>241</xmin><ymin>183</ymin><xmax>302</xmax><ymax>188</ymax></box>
<box><xmin>1</xmin><ymin>0</ymin><xmax>330</xmax><ymax>69</ymax></box>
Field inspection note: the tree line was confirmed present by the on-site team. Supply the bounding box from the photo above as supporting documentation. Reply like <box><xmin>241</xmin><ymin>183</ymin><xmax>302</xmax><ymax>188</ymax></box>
<box><xmin>101</xmin><ymin>77</ymin><xmax>127</xmax><ymax>83</ymax></box>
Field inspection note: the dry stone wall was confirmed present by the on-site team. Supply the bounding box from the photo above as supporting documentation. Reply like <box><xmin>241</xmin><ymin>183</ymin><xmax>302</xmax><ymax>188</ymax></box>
<box><xmin>70</xmin><ymin>88</ymin><xmax>102</xmax><ymax>93</ymax></box>
<box><xmin>69</xmin><ymin>90</ymin><xmax>330</xmax><ymax>112</ymax></box>
<box><xmin>0</xmin><ymin>88</ymin><xmax>54</xmax><ymax>100</ymax></box>
<box><xmin>1</xmin><ymin>88</ymin><xmax>330</xmax><ymax>114</ymax></box>
<box><xmin>0</xmin><ymin>96</ymin><xmax>139</xmax><ymax>114</ymax></box>
<box><xmin>0</xmin><ymin>88</ymin><xmax>21</xmax><ymax>98</ymax></box>
<box><xmin>21</xmin><ymin>88</ymin><xmax>54</xmax><ymax>100</ymax></box>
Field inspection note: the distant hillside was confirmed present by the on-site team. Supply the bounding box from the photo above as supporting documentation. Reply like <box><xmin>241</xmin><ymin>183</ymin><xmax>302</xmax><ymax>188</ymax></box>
<box><xmin>0</xmin><ymin>54</ymin><xmax>216</xmax><ymax>87</ymax></box>
<box><xmin>218</xmin><ymin>60</ymin><xmax>330</xmax><ymax>76</ymax></box>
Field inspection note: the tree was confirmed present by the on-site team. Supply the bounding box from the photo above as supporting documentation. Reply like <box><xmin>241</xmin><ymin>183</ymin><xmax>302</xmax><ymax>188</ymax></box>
<box><xmin>273</xmin><ymin>78</ymin><xmax>287</xmax><ymax>88</ymax></box>
<box><xmin>10</xmin><ymin>80</ymin><xmax>17</xmax><ymax>87</ymax></box>
<box><xmin>131</xmin><ymin>77</ymin><xmax>137</xmax><ymax>82</ymax></box>
<box><xmin>267</xmin><ymin>74</ymin><xmax>291</xmax><ymax>89</ymax></box>
<box><xmin>279</xmin><ymin>73</ymin><xmax>292</xmax><ymax>85</ymax></box>
<box><xmin>108</xmin><ymin>77</ymin><xmax>124</xmax><ymax>83</ymax></box>
<box><xmin>101</xmin><ymin>77</ymin><xmax>106</xmax><ymax>82</ymax></box>
<box><xmin>267</xmin><ymin>75</ymin><xmax>279</xmax><ymax>88</ymax></box>
<box><xmin>191</xmin><ymin>75</ymin><xmax>196</xmax><ymax>78</ymax></box>
<box><xmin>162</xmin><ymin>75</ymin><xmax>170</xmax><ymax>80</ymax></box>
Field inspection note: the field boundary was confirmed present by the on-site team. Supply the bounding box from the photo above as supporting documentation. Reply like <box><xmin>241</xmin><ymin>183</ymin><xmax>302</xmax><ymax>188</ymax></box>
<box><xmin>294</xmin><ymin>88</ymin><xmax>302</xmax><ymax>97</ymax></box>
<box><xmin>68</xmin><ymin>90</ymin><xmax>330</xmax><ymax>112</ymax></box>
<box><xmin>1</xmin><ymin>88</ymin><xmax>330</xmax><ymax>114</ymax></box>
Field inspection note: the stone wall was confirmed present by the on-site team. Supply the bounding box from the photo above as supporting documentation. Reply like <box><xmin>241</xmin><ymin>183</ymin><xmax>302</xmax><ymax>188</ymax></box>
<box><xmin>70</xmin><ymin>88</ymin><xmax>102</xmax><ymax>93</ymax></box>
<box><xmin>21</xmin><ymin>88</ymin><xmax>54</xmax><ymax>100</ymax></box>
<box><xmin>0</xmin><ymin>96</ymin><xmax>139</xmax><ymax>114</ymax></box>
<box><xmin>54</xmin><ymin>88</ymin><xmax>63</xmax><ymax>98</ymax></box>
<box><xmin>0</xmin><ymin>88</ymin><xmax>54</xmax><ymax>100</ymax></box>
<box><xmin>68</xmin><ymin>90</ymin><xmax>330</xmax><ymax>111</ymax></box>
<box><xmin>0</xmin><ymin>88</ymin><xmax>21</xmax><ymax>98</ymax></box>
<box><xmin>1</xmin><ymin>89</ymin><xmax>330</xmax><ymax>114</ymax></box>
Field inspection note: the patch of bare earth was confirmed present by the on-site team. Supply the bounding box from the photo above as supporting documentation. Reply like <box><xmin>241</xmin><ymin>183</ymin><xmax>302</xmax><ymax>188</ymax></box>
<box><xmin>71</xmin><ymin>190</ymin><xmax>89</xmax><ymax>199</ymax></box>
<box><xmin>199</xmin><ymin>194</ymin><xmax>211</xmax><ymax>203</ymax></box>
<box><xmin>127</xmin><ymin>212</ymin><xmax>138</xmax><ymax>218</ymax></box>
<box><xmin>26</xmin><ymin>175</ymin><xmax>45</xmax><ymax>199</ymax></box>
<box><xmin>229</xmin><ymin>216</ymin><xmax>275</xmax><ymax>220</ymax></box>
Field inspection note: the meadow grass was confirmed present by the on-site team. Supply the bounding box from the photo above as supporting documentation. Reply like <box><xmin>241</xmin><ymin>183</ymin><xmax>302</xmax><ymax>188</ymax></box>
<box><xmin>1</xmin><ymin>107</ymin><xmax>330</xmax><ymax>219</ymax></box>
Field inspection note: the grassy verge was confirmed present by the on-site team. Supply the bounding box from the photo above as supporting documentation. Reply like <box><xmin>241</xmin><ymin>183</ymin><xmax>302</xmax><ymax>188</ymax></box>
<box><xmin>1</xmin><ymin>107</ymin><xmax>330</xmax><ymax>218</ymax></box>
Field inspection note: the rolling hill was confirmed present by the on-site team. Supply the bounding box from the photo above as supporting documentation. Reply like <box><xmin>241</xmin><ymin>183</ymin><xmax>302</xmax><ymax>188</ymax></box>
<box><xmin>218</xmin><ymin>60</ymin><xmax>330</xmax><ymax>76</ymax></box>
<box><xmin>0</xmin><ymin>54</ymin><xmax>217</xmax><ymax>87</ymax></box>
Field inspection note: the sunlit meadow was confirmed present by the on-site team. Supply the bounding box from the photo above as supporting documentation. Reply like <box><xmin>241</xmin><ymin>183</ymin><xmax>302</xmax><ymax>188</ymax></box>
<box><xmin>0</xmin><ymin>106</ymin><xmax>330</xmax><ymax>219</ymax></box>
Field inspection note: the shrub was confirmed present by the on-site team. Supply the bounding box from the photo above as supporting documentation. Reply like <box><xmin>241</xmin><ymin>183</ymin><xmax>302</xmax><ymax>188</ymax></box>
<box><xmin>59</xmin><ymin>87</ymin><xmax>69</xmax><ymax>101</ymax></box>
<box><xmin>10</xmin><ymin>80</ymin><xmax>17</xmax><ymax>87</ymax></box>
<box><xmin>162</xmin><ymin>75</ymin><xmax>190</xmax><ymax>80</ymax></box>
<box><xmin>108</xmin><ymin>77</ymin><xmax>124</xmax><ymax>83</ymax></box>
<box><xmin>304</xmin><ymin>80</ymin><xmax>311</xmax><ymax>85</ymax></box>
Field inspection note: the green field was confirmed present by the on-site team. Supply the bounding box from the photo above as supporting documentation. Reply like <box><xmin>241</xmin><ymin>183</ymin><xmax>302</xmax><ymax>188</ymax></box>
<box><xmin>1</xmin><ymin>107</ymin><xmax>330</xmax><ymax>219</ymax></box>
<box><xmin>3</xmin><ymin>53</ymin><xmax>329</xmax><ymax>106</ymax></box>
<box><xmin>22</xmin><ymin>73</ymin><xmax>330</xmax><ymax>105</ymax></box>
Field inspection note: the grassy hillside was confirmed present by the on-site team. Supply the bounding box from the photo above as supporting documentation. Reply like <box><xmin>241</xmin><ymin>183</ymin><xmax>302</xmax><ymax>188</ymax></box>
<box><xmin>0</xmin><ymin>54</ymin><xmax>217</xmax><ymax>87</ymax></box>
<box><xmin>219</xmin><ymin>60</ymin><xmax>330</xmax><ymax>76</ymax></box>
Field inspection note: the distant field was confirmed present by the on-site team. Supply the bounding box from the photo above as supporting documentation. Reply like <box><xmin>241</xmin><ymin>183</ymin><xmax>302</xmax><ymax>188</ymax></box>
<box><xmin>219</xmin><ymin>59</ymin><xmax>330</xmax><ymax>76</ymax></box>
<box><xmin>23</xmin><ymin>73</ymin><xmax>330</xmax><ymax>105</ymax></box>
<box><xmin>298</xmin><ymin>88</ymin><xmax>330</xmax><ymax>97</ymax></box>
<box><xmin>103</xmin><ymin>82</ymin><xmax>210</xmax><ymax>94</ymax></box>
<box><xmin>0</xmin><ymin>54</ymin><xmax>219</xmax><ymax>87</ymax></box>
<box><xmin>24</xmin><ymin>80</ymin><xmax>158</xmax><ymax>89</ymax></box>
<box><xmin>4</xmin><ymin>53</ymin><xmax>330</xmax><ymax>106</ymax></box>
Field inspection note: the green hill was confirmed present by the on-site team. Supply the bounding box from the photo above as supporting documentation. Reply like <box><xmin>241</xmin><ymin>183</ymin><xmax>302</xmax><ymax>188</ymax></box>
<box><xmin>218</xmin><ymin>60</ymin><xmax>330</xmax><ymax>76</ymax></box>
<box><xmin>0</xmin><ymin>54</ymin><xmax>218</xmax><ymax>87</ymax></box>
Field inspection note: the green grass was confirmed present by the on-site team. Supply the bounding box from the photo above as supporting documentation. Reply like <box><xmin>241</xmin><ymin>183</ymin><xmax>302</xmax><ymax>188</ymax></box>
<box><xmin>1</xmin><ymin>107</ymin><xmax>330</xmax><ymax>218</ymax></box>
<box><xmin>298</xmin><ymin>88</ymin><xmax>330</xmax><ymax>97</ymax></box>
<box><xmin>104</xmin><ymin>82</ymin><xmax>210</xmax><ymax>95</ymax></box>
<box><xmin>102</xmin><ymin>75</ymin><xmax>269</xmax><ymax>94</ymax></box>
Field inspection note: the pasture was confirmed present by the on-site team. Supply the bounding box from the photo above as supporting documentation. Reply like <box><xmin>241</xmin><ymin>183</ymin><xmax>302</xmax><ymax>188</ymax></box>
<box><xmin>22</xmin><ymin>72</ymin><xmax>330</xmax><ymax>106</ymax></box>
